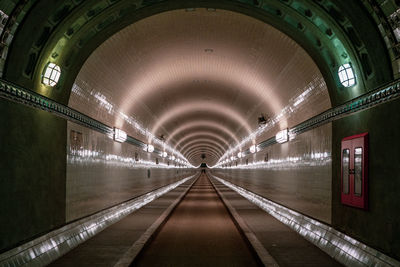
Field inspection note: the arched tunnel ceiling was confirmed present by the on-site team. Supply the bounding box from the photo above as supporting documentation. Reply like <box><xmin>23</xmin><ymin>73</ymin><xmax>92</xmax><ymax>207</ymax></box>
<box><xmin>69</xmin><ymin>8</ymin><xmax>331</xmax><ymax>166</ymax></box>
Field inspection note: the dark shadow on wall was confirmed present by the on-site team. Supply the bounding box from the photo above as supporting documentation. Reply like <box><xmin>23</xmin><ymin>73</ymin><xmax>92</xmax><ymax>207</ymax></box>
<box><xmin>332</xmin><ymin>98</ymin><xmax>400</xmax><ymax>260</ymax></box>
<box><xmin>0</xmin><ymin>99</ymin><xmax>66</xmax><ymax>252</ymax></box>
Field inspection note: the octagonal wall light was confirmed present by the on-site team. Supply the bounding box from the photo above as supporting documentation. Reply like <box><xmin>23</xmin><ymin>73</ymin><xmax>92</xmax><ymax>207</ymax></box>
<box><xmin>249</xmin><ymin>145</ymin><xmax>257</xmax><ymax>153</ymax></box>
<box><xmin>162</xmin><ymin>151</ymin><xmax>168</xmax><ymax>158</ymax></box>
<box><xmin>338</xmin><ymin>63</ymin><xmax>356</xmax><ymax>87</ymax></box>
<box><xmin>42</xmin><ymin>62</ymin><xmax>61</xmax><ymax>87</ymax></box>
<box><xmin>113</xmin><ymin>127</ymin><xmax>127</xmax><ymax>143</ymax></box>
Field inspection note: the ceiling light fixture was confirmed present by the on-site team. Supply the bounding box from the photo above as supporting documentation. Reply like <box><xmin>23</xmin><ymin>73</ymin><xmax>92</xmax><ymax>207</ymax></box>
<box><xmin>42</xmin><ymin>62</ymin><xmax>61</xmax><ymax>87</ymax></box>
<box><xmin>338</xmin><ymin>63</ymin><xmax>356</xmax><ymax>87</ymax></box>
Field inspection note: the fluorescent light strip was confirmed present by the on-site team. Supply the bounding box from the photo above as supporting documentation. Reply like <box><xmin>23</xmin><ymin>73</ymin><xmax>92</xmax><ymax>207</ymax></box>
<box><xmin>211</xmin><ymin>175</ymin><xmax>400</xmax><ymax>267</ymax></box>
<box><xmin>0</xmin><ymin>175</ymin><xmax>197</xmax><ymax>266</ymax></box>
<box><xmin>68</xmin><ymin>149</ymin><xmax>189</xmax><ymax>169</ymax></box>
<box><xmin>215</xmin><ymin>77</ymin><xmax>326</xmax><ymax>166</ymax></box>
<box><xmin>213</xmin><ymin>152</ymin><xmax>330</xmax><ymax>170</ymax></box>
<box><xmin>72</xmin><ymin>84</ymin><xmax>191</xmax><ymax>167</ymax></box>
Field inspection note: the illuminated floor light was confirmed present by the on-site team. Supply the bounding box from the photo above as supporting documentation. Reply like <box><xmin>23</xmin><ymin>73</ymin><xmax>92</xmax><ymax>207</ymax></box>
<box><xmin>42</xmin><ymin>63</ymin><xmax>61</xmax><ymax>87</ymax></box>
<box><xmin>338</xmin><ymin>63</ymin><xmax>356</xmax><ymax>87</ymax></box>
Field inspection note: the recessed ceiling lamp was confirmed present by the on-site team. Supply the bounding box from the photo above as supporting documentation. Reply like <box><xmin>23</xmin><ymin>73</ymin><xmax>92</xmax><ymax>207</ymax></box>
<box><xmin>338</xmin><ymin>63</ymin><xmax>356</xmax><ymax>87</ymax></box>
<box><xmin>42</xmin><ymin>62</ymin><xmax>61</xmax><ymax>87</ymax></box>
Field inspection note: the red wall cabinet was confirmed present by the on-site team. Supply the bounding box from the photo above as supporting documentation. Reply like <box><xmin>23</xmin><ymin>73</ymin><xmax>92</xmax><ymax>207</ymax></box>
<box><xmin>341</xmin><ymin>133</ymin><xmax>369</xmax><ymax>209</ymax></box>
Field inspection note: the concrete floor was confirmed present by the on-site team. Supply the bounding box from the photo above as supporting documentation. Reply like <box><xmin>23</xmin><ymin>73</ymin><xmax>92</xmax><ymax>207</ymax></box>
<box><xmin>132</xmin><ymin>173</ymin><xmax>260</xmax><ymax>266</ymax></box>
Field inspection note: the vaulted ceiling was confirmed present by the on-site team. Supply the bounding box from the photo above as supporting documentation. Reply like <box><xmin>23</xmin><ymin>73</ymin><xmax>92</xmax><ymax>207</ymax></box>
<box><xmin>69</xmin><ymin>8</ymin><xmax>330</xmax><ymax>166</ymax></box>
<box><xmin>1</xmin><ymin>1</ymin><xmax>394</xmax><ymax>166</ymax></box>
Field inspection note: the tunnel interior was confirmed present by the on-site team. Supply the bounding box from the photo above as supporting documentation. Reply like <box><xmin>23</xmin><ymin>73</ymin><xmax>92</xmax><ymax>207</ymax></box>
<box><xmin>66</xmin><ymin>7</ymin><xmax>332</xmax><ymax>224</ymax></box>
<box><xmin>1</xmin><ymin>0</ymin><xmax>400</xmax><ymax>265</ymax></box>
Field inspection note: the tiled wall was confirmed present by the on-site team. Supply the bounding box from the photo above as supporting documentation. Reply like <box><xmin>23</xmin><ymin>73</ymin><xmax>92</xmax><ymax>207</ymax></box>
<box><xmin>211</xmin><ymin>123</ymin><xmax>332</xmax><ymax>223</ymax></box>
<box><xmin>66</xmin><ymin>122</ymin><xmax>196</xmax><ymax>222</ymax></box>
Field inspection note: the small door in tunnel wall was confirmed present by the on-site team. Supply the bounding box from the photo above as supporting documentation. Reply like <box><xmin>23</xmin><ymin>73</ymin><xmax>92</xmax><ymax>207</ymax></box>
<box><xmin>341</xmin><ymin>133</ymin><xmax>368</xmax><ymax>209</ymax></box>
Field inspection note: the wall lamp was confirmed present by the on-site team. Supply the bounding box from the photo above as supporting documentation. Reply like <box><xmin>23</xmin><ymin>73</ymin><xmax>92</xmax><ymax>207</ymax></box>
<box><xmin>276</xmin><ymin>128</ymin><xmax>289</xmax><ymax>143</ymax></box>
<box><xmin>143</xmin><ymin>144</ymin><xmax>154</xmax><ymax>153</ymax></box>
<box><xmin>249</xmin><ymin>145</ymin><xmax>257</xmax><ymax>153</ymax></box>
<box><xmin>113</xmin><ymin>127</ymin><xmax>127</xmax><ymax>143</ymax></box>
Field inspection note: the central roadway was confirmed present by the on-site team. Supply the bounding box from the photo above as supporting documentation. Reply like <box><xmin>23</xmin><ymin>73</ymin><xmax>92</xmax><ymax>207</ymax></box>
<box><xmin>132</xmin><ymin>173</ymin><xmax>261</xmax><ymax>266</ymax></box>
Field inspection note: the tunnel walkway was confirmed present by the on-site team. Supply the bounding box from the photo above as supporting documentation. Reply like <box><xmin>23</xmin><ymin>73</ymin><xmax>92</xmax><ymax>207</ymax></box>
<box><xmin>210</xmin><ymin>175</ymin><xmax>342</xmax><ymax>267</ymax></box>
<box><xmin>47</xmin><ymin>173</ymin><xmax>345</xmax><ymax>266</ymax></box>
<box><xmin>132</xmin><ymin>173</ymin><xmax>260</xmax><ymax>266</ymax></box>
<box><xmin>49</xmin><ymin>176</ymin><xmax>197</xmax><ymax>267</ymax></box>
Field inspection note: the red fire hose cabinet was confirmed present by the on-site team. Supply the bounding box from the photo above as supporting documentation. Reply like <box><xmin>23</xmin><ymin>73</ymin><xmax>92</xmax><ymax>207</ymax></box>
<box><xmin>341</xmin><ymin>133</ymin><xmax>369</xmax><ymax>210</ymax></box>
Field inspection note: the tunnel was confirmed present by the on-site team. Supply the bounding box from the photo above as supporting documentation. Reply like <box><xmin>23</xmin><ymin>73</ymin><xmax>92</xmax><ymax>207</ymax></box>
<box><xmin>0</xmin><ymin>0</ymin><xmax>400</xmax><ymax>266</ymax></box>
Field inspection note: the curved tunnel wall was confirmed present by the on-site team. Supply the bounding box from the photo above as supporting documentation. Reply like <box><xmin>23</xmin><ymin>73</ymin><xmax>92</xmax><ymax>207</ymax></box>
<box><xmin>66</xmin><ymin>122</ymin><xmax>195</xmax><ymax>222</ymax></box>
<box><xmin>211</xmin><ymin>123</ymin><xmax>332</xmax><ymax>223</ymax></box>
<box><xmin>68</xmin><ymin>8</ymin><xmax>332</xmax><ymax>167</ymax></box>
<box><xmin>64</xmin><ymin>8</ymin><xmax>333</xmax><ymax>227</ymax></box>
